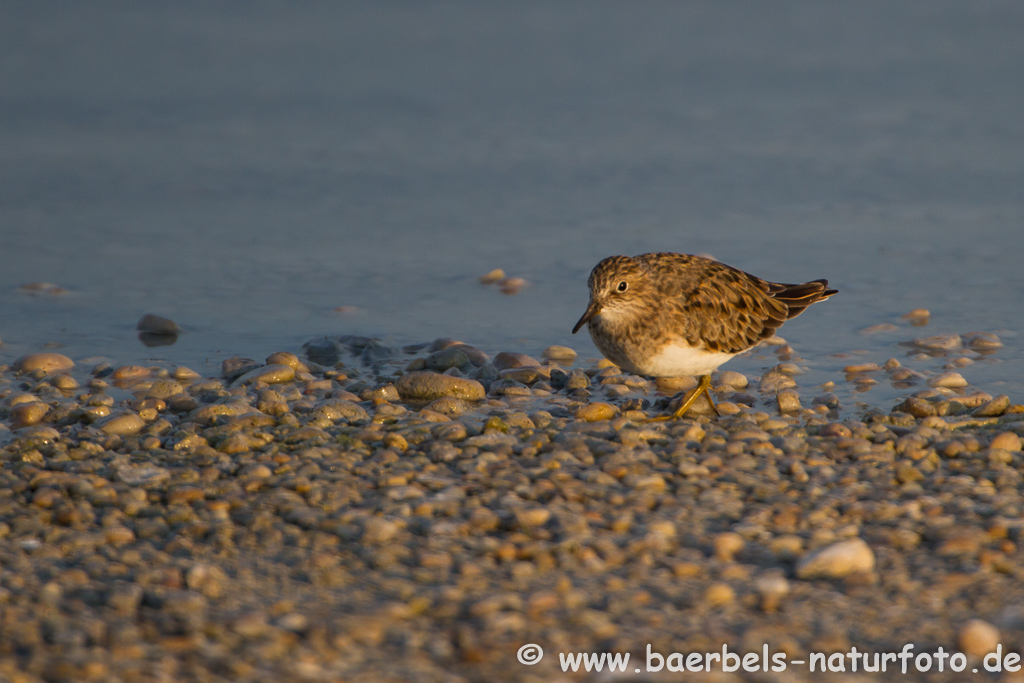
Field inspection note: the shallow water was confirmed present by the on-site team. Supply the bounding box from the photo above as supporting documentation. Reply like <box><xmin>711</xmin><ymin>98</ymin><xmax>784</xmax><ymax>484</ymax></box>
<box><xmin>1</xmin><ymin>1</ymin><xmax>1022</xmax><ymax>412</ymax></box>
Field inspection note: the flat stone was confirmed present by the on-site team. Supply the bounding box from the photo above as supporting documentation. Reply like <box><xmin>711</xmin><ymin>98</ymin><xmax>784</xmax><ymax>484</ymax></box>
<box><xmin>146</xmin><ymin>379</ymin><xmax>185</xmax><ymax>400</ymax></box>
<box><xmin>910</xmin><ymin>333</ymin><xmax>961</xmax><ymax>351</ymax></box>
<box><xmin>491</xmin><ymin>352</ymin><xmax>540</xmax><ymax>370</ymax></box>
<box><xmin>974</xmin><ymin>394</ymin><xmax>1010</xmax><ymax>417</ymax></box>
<box><xmin>796</xmin><ymin>538</ymin><xmax>875</xmax><ymax>579</ymax></box>
<box><xmin>13</xmin><ymin>352</ymin><xmax>74</xmax><ymax>374</ymax></box>
<box><xmin>425</xmin><ymin>347</ymin><xmax>471</xmax><ymax>371</ymax></box>
<box><xmin>99</xmin><ymin>413</ymin><xmax>147</xmax><ymax>436</ymax></box>
<box><xmin>541</xmin><ymin>345</ymin><xmax>577</xmax><ymax>361</ymax></box>
<box><xmin>312</xmin><ymin>399</ymin><xmax>369</xmax><ymax>423</ymax></box>
<box><xmin>395</xmin><ymin>371</ymin><xmax>485</xmax><ymax>401</ymax></box>
<box><xmin>232</xmin><ymin>364</ymin><xmax>296</xmax><ymax>386</ymax></box>
<box><xmin>114</xmin><ymin>463</ymin><xmax>170</xmax><ymax>486</ymax></box>
<box><xmin>928</xmin><ymin>372</ymin><xmax>968</xmax><ymax>388</ymax></box>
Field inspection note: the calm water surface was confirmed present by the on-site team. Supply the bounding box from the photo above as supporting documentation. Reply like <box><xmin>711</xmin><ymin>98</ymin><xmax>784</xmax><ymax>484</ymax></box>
<box><xmin>2</xmin><ymin>2</ymin><xmax>1022</xmax><ymax>413</ymax></box>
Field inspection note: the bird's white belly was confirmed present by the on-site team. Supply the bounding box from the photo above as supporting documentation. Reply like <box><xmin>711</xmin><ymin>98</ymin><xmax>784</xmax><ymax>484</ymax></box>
<box><xmin>636</xmin><ymin>342</ymin><xmax>737</xmax><ymax>377</ymax></box>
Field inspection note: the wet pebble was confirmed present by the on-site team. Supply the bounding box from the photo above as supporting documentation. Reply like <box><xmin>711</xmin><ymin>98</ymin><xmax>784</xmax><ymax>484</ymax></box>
<box><xmin>928</xmin><ymin>372</ymin><xmax>968</xmax><ymax>388</ymax></box>
<box><xmin>542</xmin><ymin>345</ymin><xmax>577</xmax><ymax>361</ymax></box>
<box><xmin>136</xmin><ymin>313</ymin><xmax>180</xmax><ymax>335</ymax></box>
<box><xmin>396</xmin><ymin>371</ymin><xmax>485</xmax><ymax>401</ymax></box>
<box><xmin>776</xmin><ymin>389</ymin><xmax>801</xmax><ymax>413</ymax></box>
<box><xmin>576</xmin><ymin>402</ymin><xmax>617</xmax><ymax>422</ymax></box>
<box><xmin>973</xmin><ymin>394</ymin><xmax>1010</xmax><ymax>417</ymax></box>
<box><xmin>10</xmin><ymin>401</ymin><xmax>49</xmax><ymax>428</ymax></box>
<box><xmin>233</xmin><ymin>364</ymin><xmax>296</xmax><ymax>386</ymax></box>
<box><xmin>13</xmin><ymin>352</ymin><xmax>74</xmax><ymax>374</ymax></box>
<box><xmin>99</xmin><ymin>412</ymin><xmax>147</xmax><ymax>436</ymax></box>
<box><xmin>910</xmin><ymin>333</ymin><xmax>961</xmax><ymax>351</ymax></box>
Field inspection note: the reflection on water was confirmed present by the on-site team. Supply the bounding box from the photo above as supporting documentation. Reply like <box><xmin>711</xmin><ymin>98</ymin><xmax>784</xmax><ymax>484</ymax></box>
<box><xmin>0</xmin><ymin>2</ymin><xmax>1021</xmax><ymax>412</ymax></box>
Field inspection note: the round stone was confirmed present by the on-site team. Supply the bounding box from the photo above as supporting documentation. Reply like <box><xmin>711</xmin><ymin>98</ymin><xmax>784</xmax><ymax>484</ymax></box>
<box><xmin>959</xmin><ymin>619</ymin><xmax>1000</xmax><ymax>659</ymax></box>
<box><xmin>576</xmin><ymin>402</ymin><xmax>617</xmax><ymax>422</ymax></box>
<box><xmin>13</xmin><ymin>352</ymin><xmax>74</xmax><ymax>374</ymax></box>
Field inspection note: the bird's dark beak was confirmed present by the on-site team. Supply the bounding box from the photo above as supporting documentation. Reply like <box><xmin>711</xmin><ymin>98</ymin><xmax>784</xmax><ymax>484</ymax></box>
<box><xmin>572</xmin><ymin>300</ymin><xmax>601</xmax><ymax>334</ymax></box>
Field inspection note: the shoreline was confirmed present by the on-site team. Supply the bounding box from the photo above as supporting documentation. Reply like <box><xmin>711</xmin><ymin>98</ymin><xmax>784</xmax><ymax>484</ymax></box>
<box><xmin>2</xmin><ymin>338</ymin><xmax>1023</xmax><ymax>682</ymax></box>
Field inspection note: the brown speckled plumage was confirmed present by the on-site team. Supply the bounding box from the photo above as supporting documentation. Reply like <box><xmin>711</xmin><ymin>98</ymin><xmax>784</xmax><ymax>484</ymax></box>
<box><xmin>573</xmin><ymin>252</ymin><xmax>837</xmax><ymax>379</ymax></box>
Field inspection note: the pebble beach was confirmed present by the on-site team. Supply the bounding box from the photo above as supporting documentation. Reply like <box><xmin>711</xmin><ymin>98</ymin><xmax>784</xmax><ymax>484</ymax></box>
<box><xmin>2</xmin><ymin>330</ymin><xmax>1023</xmax><ymax>683</ymax></box>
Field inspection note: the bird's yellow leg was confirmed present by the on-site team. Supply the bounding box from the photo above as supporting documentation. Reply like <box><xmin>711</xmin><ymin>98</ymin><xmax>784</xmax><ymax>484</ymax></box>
<box><xmin>645</xmin><ymin>375</ymin><xmax>717</xmax><ymax>422</ymax></box>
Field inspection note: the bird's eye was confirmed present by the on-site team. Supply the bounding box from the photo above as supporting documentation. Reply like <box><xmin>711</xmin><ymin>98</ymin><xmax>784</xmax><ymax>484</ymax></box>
<box><xmin>617</xmin><ymin>281</ymin><xmax>628</xmax><ymax>292</ymax></box>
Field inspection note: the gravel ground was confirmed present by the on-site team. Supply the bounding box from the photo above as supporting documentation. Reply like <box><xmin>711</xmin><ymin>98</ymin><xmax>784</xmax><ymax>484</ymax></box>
<box><xmin>1</xmin><ymin>334</ymin><xmax>1023</xmax><ymax>683</ymax></box>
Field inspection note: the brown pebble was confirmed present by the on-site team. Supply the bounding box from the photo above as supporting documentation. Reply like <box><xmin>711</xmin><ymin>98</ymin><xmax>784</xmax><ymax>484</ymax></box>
<box><xmin>13</xmin><ymin>352</ymin><xmax>74</xmax><ymax>374</ymax></box>
<box><xmin>713</xmin><ymin>532</ymin><xmax>744</xmax><ymax>562</ymax></box>
<box><xmin>704</xmin><ymin>582</ymin><xmax>735</xmax><ymax>607</ymax></box>
<box><xmin>11</xmin><ymin>401</ymin><xmax>49</xmax><ymax>428</ymax></box>
<box><xmin>796</xmin><ymin>538</ymin><xmax>875</xmax><ymax>579</ymax></box>
<box><xmin>576</xmin><ymin>402</ymin><xmax>617</xmax><ymax>422</ymax></box>
<box><xmin>99</xmin><ymin>413</ymin><xmax>147</xmax><ymax>436</ymax></box>
<box><xmin>990</xmin><ymin>431</ymin><xmax>1021</xmax><ymax>452</ymax></box>
<box><xmin>959</xmin><ymin>619</ymin><xmax>1000</xmax><ymax>659</ymax></box>
<box><xmin>973</xmin><ymin>394</ymin><xmax>1010</xmax><ymax>417</ymax></box>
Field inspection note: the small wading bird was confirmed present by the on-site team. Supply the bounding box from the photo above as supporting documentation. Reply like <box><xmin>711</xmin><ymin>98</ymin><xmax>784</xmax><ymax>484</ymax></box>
<box><xmin>572</xmin><ymin>253</ymin><xmax>837</xmax><ymax>419</ymax></box>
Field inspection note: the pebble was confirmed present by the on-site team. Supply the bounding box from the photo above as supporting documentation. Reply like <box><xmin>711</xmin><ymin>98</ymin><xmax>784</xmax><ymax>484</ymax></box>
<box><xmin>901</xmin><ymin>308</ymin><xmax>931</xmax><ymax>324</ymax></box>
<box><xmin>542</xmin><ymin>345</ymin><xmax>577</xmax><ymax>361</ymax></box>
<box><xmin>655</xmin><ymin>376</ymin><xmax>696</xmax><ymax>393</ymax></box>
<box><xmin>10</xmin><ymin>401</ymin><xmax>49</xmax><ymax>427</ymax></box>
<box><xmin>425</xmin><ymin>347</ymin><xmax>471</xmax><ymax>371</ymax></box>
<box><xmin>136</xmin><ymin>313</ymin><xmax>181</xmax><ymax>335</ymax></box>
<box><xmin>498</xmin><ymin>276</ymin><xmax>527</xmax><ymax>295</ymax></box>
<box><xmin>928</xmin><ymin>372</ymin><xmax>968</xmax><ymax>388</ymax></box>
<box><xmin>958</xmin><ymin>619</ymin><xmax>1000</xmax><ymax>659</ymax></box>
<box><xmin>754</xmin><ymin>572</ymin><xmax>790</xmax><ymax>612</ymax></box>
<box><xmin>759</xmin><ymin>368</ymin><xmax>797</xmax><ymax>393</ymax></box>
<box><xmin>396</xmin><ymin>371</ymin><xmax>485</xmax><ymax>401</ymax></box>
<box><xmin>99</xmin><ymin>412</ymin><xmax>147</xmax><ymax>436</ymax></box>
<box><xmin>973</xmin><ymin>394</ymin><xmax>1010</xmax><ymax>417</ymax></box>
<box><xmin>478</xmin><ymin>268</ymin><xmax>505</xmax><ymax>284</ymax></box>
<box><xmin>713</xmin><ymin>532</ymin><xmax>744</xmax><ymax>562</ymax></box>
<box><xmin>491</xmin><ymin>352</ymin><xmax>540</xmax><ymax>370</ymax></box>
<box><xmin>13</xmin><ymin>352</ymin><xmax>74</xmax><ymax>374</ymax></box>
<box><xmin>776</xmin><ymin>389</ymin><xmax>801</xmax><ymax>413</ymax></box>
<box><xmin>990</xmin><ymin>431</ymin><xmax>1021</xmax><ymax>451</ymax></box>
<box><xmin>910</xmin><ymin>333</ymin><xmax>961</xmax><ymax>351</ymax></box>
<box><xmin>704</xmin><ymin>582</ymin><xmax>735</xmax><ymax>607</ymax></box>
<box><xmin>964</xmin><ymin>332</ymin><xmax>1003</xmax><ymax>350</ymax></box>
<box><xmin>796</xmin><ymin>539</ymin><xmax>875</xmax><ymax>579</ymax></box>
<box><xmin>232</xmin><ymin>364</ymin><xmax>296</xmax><ymax>386</ymax></box>
<box><xmin>265</xmin><ymin>351</ymin><xmax>308</xmax><ymax>372</ymax></box>
<box><xmin>717</xmin><ymin>371</ymin><xmax>748</xmax><ymax>388</ymax></box>
<box><xmin>576</xmin><ymin>402</ymin><xmax>617</xmax><ymax>422</ymax></box>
